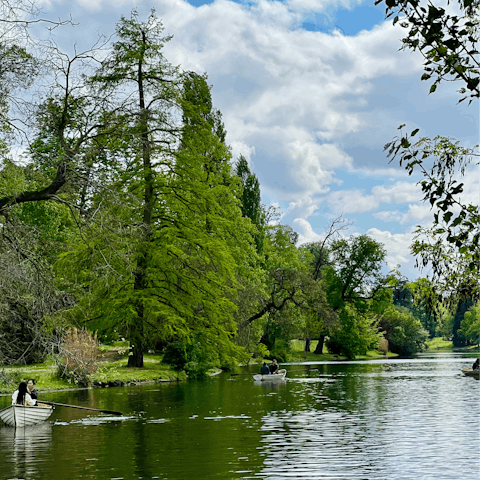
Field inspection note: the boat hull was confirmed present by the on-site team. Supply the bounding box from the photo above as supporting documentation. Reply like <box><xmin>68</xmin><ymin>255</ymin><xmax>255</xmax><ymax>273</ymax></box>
<box><xmin>0</xmin><ymin>405</ymin><xmax>54</xmax><ymax>427</ymax></box>
<box><xmin>462</xmin><ymin>368</ymin><xmax>479</xmax><ymax>379</ymax></box>
<box><xmin>253</xmin><ymin>370</ymin><xmax>287</xmax><ymax>381</ymax></box>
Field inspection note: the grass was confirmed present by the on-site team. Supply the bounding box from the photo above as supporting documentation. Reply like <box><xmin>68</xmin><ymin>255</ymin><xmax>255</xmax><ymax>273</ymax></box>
<box><xmin>288</xmin><ymin>339</ymin><xmax>395</xmax><ymax>362</ymax></box>
<box><xmin>426</xmin><ymin>337</ymin><xmax>479</xmax><ymax>352</ymax></box>
<box><xmin>0</xmin><ymin>349</ymin><xmax>185</xmax><ymax>395</ymax></box>
<box><xmin>426</xmin><ymin>337</ymin><xmax>454</xmax><ymax>350</ymax></box>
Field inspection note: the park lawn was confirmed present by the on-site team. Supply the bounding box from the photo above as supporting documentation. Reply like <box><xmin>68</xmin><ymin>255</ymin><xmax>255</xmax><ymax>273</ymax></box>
<box><xmin>426</xmin><ymin>337</ymin><xmax>453</xmax><ymax>350</ymax></box>
<box><xmin>0</xmin><ymin>349</ymin><xmax>184</xmax><ymax>395</ymax></box>
<box><xmin>288</xmin><ymin>339</ymin><xmax>396</xmax><ymax>362</ymax></box>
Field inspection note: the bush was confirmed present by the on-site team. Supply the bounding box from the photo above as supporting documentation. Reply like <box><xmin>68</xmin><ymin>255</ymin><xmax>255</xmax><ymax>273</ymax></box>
<box><xmin>326</xmin><ymin>306</ymin><xmax>381</xmax><ymax>359</ymax></box>
<box><xmin>379</xmin><ymin>306</ymin><xmax>428</xmax><ymax>356</ymax></box>
<box><xmin>57</xmin><ymin>328</ymin><xmax>98</xmax><ymax>386</ymax></box>
<box><xmin>269</xmin><ymin>338</ymin><xmax>290</xmax><ymax>362</ymax></box>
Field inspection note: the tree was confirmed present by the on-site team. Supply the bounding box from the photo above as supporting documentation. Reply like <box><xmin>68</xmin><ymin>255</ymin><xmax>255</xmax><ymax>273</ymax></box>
<box><xmin>322</xmin><ymin>235</ymin><xmax>393</xmax><ymax>358</ymax></box>
<box><xmin>300</xmin><ymin>215</ymin><xmax>350</xmax><ymax>353</ymax></box>
<box><xmin>379</xmin><ymin>0</ymin><xmax>479</xmax><ymax>312</ymax></box>
<box><xmin>64</xmin><ymin>11</ymin><xmax>257</xmax><ymax>373</ymax></box>
<box><xmin>459</xmin><ymin>303</ymin><xmax>480</xmax><ymax>345</ymax></box>
<box><xmin>379</xmin><ymin>305</ymin><xmax>428</xmax><ymax>356</ymax></box>
<box><xmin>235</xmin><ymin>155</ymin><xmax>265</xmax><ymax>254</ymax></box>
<box><xmin>393</xmin><ymin>278</ymin><xmax>436</xmax><ymax>338</ymax></box>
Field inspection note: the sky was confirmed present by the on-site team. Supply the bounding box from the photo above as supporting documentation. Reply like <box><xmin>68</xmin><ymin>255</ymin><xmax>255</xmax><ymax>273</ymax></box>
<box><xmin>30</xmin><ymin>0</ymin><xmax>479</xmax><ymax>280</ymax></box>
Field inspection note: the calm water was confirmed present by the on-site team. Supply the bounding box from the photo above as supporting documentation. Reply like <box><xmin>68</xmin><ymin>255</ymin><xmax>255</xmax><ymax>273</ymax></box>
<box><xmin>0</xmin><ymin>353</ymin><xmax>478</xmax><ymax>480</ymax></box>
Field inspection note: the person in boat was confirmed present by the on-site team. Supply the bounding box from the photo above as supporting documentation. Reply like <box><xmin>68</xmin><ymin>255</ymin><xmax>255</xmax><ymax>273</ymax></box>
<box><xmin>269</xmin><ymin>359</ymin><xmax>279</xmax><ymax>374</ymax></box>
<box><xmin>27</xmin><ymin>378</ymin><xmax>39</xmax><ymax>400</ymax></box>
<box><xmin>260</xmin><ymin>362</ymin><xmax>270</xmax><ymax>375</ymax></box>
<box><xmin>12</xmin><ymin>381</ymin><xmax>37</xmax><ymax>406</ymax></box>
<box><xmin>472</xmin><ymin>358</ymin><xmax>479</xmax><ymax>370</ymax></box>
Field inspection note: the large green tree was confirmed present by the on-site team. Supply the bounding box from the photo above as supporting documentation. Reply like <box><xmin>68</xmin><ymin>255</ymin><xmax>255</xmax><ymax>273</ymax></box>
<box><xmin>323</xmin><ymin>235</ymin><xmax>392</xmax><ymax>358</ymax></box>
<box><xmin>60</xmin><ymin>11</ymin><xmax>256</xmax><ymax>373</ymax></box>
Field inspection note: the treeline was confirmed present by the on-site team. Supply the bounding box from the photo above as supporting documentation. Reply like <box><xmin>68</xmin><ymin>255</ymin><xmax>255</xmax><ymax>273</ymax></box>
<box><xmin>0</xmin><ymin>4</ymin><xmax>477</xmax><ymax>377</ymax></box>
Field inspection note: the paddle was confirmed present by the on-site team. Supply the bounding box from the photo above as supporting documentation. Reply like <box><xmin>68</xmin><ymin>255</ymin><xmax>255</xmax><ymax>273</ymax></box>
<box><xmin>231</xmin><ymin>368</ymin><xmax>316</xmax><ymax>377</ymax></box>
<box><xmin>40</xmin><ymin>400</ymin><xmax>123</xmax><ymax>416</ymax></box>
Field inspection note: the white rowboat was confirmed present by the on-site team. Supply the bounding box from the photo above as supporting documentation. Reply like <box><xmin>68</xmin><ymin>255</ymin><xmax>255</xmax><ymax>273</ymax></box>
<box><xmin>0</xmin><ymin>404</ymin><xmax>54</xmax><ymax>427</ymax></box>
<box><xmin>253</xmin><ymin>369</ymin><xmax>287</xmax><ymax>381</ymax></box>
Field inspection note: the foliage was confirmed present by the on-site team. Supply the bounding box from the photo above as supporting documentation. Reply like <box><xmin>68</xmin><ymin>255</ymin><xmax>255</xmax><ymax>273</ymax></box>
<box><xmin>326</xmin><ymin>306</ymin><xmax>382</xmax><ymax>359</ymax></box>
<box><xmin>375</xmin><ymin>0</ymin><xmax>479</xmax><ymax>104</ymax></box>
<box><xmin>379</xmin><ymin>305</ymin><xmax>428</xmax><ymax>356</ymax></box>
<box><xmin>379</xmin><ymin>0</ymin><xmax>479</xmax><ymax>316</ymax></box>
<box><xmin>458</xmin><ymin>303</ymin><xmax>480</xmax><ymax>345</ymax></box>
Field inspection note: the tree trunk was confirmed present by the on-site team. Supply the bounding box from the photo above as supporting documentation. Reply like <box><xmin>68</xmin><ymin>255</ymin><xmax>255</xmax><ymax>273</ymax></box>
<box><xmin>304</xmin><ymin>337</ymin><xmax>311</xmax><ymax>353</ymax></box>
<box><xmin>128</xmin><ymin>337</ymin><xmax>144</xmax><ymax>367</ymax></box>
<box><xmin>314</xmin><ymin>334</ymin><xmax>325</xmax><ymax>354</ymax></box>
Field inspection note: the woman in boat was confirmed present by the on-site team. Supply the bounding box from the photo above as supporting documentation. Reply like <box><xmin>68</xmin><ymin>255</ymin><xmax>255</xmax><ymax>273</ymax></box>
<box><xmin>269</xmin><ymin>359</ymin><xmax>279</xmax><ymax>374</ymax></box>
<box><xmin>12</xmin><ymin>381</ymin><xmax>37</xmax><ymax>406</ymax></box>
<box><xmin>260</xmin><ymin>362</ymin><xmax>270</xmax><ymax>375</ymax></box>
<box><xmin>27</xmin><ymin>378</ymin><xmax>39</xmax><ymax>400</ymax></box>
<box><xmin>472</xmin><ymin>358</ymin><xmax>479</xmax><ymax>370</ymax></box>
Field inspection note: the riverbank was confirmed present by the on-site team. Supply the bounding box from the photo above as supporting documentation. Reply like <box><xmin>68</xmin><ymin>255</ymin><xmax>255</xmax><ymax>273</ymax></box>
<box><xmin>425</xmin><ymin>337</ymin><xmax>479</xmax><ymax>352</ymax></box>
<box><xmin>0</xmin><ymin>347</ymin><xmax>186</xmax><ymax>395</ymax></box>
<box><xmin>0</xmin><ymin>340</ymin><xmax>415</xmax><ymax>395</ymax></box>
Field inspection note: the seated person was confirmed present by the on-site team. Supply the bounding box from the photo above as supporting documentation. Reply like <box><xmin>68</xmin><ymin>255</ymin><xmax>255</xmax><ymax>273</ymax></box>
<box><xmin>12</xmin><ymin>381</ymin><xmax>36</xmax><ymax>406</ymax></box>
<box><xmin>27</xmin><ymin>378</ymin><xmax>39</xmax><ymax>400</ymax></box>
<box><xmin>473</xmin><ymin>358</ymin><xmax>479</xmax><ymax>370</ymax></box>
<box><xmin>260</xmin><ymin>362</ymin><xmax>270</xmax><ymax>375</ymax></box>
<box><xmin>269</xmin><ymin>359</ymin><xmax>279</xmax><ymax>374</ymax></box>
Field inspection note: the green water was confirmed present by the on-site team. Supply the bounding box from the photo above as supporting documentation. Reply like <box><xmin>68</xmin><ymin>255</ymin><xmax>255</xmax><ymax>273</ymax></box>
<box><xmin>1</xmin><ymin>353</ymin><xmax>478</xmax><ymax>479</ymax></box>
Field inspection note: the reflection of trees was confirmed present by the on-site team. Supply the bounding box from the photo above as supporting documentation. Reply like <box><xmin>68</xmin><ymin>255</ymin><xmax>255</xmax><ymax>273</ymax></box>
<box><xmin>0</xmin><ymin>422</ymin><xmax>53</xmax><ymax>479</ymax></box>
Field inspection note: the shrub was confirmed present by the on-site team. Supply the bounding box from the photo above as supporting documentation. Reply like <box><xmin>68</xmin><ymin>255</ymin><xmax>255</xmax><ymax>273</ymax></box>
<box><xmin>379</xmin><ymin>306</ymin><xmax>428</xmax><ymax>356</ymax></box>
<box><xmin>57</xmin><ymin>328</ymin><xmax>98</xmax><ymax>386</ymax></box>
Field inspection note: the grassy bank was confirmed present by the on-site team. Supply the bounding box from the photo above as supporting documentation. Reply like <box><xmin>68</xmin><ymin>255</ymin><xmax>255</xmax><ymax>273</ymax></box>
<box><xmin>0</xmin><ymin>347</ymin><xmax>185</xmax><ymax>395</ymax></box>
<box><xmin>1</xmin><ymin>338</ymin><xmax>405</xmax><ymax>395</ymax></box>
<box><xmin>287</xmin><ymin>339</ymin><xmax>396</xmax><ymax>362</ymax></box>
<box><xmin>426</xmin><ymin>337</ymin><xmax>479</xmax><ymax>352</ymax></box>
<box><xmin>426</xmin><ymin>337</ymin><xmax>454</xmax><ymax>350</ymax></box>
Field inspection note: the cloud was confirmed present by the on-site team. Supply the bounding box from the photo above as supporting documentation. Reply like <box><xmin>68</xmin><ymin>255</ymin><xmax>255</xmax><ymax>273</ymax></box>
<box><xmin>372</xmin><ymin>181</ymin><xmax>423</xmax><ymax>204</ymax></box>
<box><xmin>366</xmin><ymin>228</ymin><xmax>415</xmax><ymax>272</ymax></box>
<box><xmin>327</xmin><ymin>189</ymin><xmax>379</xmax><ymax>213</ymax></box>
<box><xmin>155</xmin><ymin>0</ymin><xmax>424</xmax><ymax>190</ymax></box>
<box><xmin>293</xmin><ymin>217</ymin><xmax>323</xmax><ymax>244</ymax></box>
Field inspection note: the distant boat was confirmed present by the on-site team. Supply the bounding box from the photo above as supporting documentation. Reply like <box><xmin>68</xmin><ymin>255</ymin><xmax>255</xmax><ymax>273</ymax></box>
<box><xmin>462</xmin><ymin>368</ymin><xmax>479</xmax><ymax>379</ymax></box>
<box><xmin>253</xmin><ymin>369</ymin><xmax>287</xmax><ymax>381</ymax></box>
<box><xmin>0</xmin><ymin>405</ymin><xmax>54</xmax><ymax>427</ymax></box>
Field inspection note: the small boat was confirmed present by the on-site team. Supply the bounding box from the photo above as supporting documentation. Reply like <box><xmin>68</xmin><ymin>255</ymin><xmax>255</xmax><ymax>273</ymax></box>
<box><xmin>0</xmin><ymin>404</ymin><xmax>55</xmax><ymax>427</ymax></box>
<box><xmin>462</xmin><ymin>368</ymin><xmax>479</xmax><ymax>379</ymax></box>
<box><xmin>253</xmin><ymin>369</ymin><xmax>287</xmax><ymax>381</ymax></box>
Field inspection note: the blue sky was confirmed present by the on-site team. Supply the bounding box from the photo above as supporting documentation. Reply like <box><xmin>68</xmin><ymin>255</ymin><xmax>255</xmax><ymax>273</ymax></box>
<box><xmin>34</xmin><ymin>0</ymin><xmax>478</xmax><ymax>280</ymax></box>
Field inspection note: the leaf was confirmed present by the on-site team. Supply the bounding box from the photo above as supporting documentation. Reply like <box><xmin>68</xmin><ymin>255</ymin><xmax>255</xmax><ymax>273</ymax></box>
<box><xmin>429</xmin><ymin>84</ymin><xmax>437</xmax><ymax>94</ymax></box>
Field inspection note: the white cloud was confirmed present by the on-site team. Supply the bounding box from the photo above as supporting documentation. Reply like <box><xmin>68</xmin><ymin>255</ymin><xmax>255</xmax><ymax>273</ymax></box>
<box><xmin>366</xmin><ymin>228</ymin><xmax>415</xmax><ymax>272</ymax></box>
<box><xmin>293</xmin><ymin>217</ymin><xmax>323</xmax><ymax>244</ymax></box>
<box><xmin>372</xmin><ymin>181</ymin><xmax>423</xmax><ymax>204</ymax></box>
<box><xmin>327</xmin><ymin>189</ymin><xmax>379</xmax><ymax>214</ymax></box>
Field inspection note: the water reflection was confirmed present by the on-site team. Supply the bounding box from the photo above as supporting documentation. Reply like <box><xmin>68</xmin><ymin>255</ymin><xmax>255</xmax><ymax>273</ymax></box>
<box><xmin>0</xmin><ymin>422</ymin><xmax>53</xmax><ymax>479</ymax></box>
<box><xmin>0</xmin><ymin>354</ymin><xmax>477</xmax><ymax>479</ymax></box>
<box><xmin>255</xmin><ymin>357</ymin><xmax>479</xmax><ymax>479</ymax></box>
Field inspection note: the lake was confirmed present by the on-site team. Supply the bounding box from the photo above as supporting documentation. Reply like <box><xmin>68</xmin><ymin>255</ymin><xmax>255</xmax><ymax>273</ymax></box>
<box><xmin>1</xmin><ymin>353</ymin><xmax>478</xmax><ymax>480</ymax></box>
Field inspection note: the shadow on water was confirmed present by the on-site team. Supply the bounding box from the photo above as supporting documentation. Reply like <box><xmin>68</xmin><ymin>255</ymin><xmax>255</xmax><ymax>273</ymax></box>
<box><xmin>0</xmin><ymin>353</ymin><xmax>478</xmax><ymax>479</ymax></box>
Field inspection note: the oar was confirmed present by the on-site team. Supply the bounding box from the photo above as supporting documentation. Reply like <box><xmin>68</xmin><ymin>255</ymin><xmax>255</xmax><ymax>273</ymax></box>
<box><xmin>231</xmin><ymin>368</ymin><xmax>316</xmax><ymax>377</ymax></box>
<box><xmin>40</xmin><ymin>400</ymin><xmax>123</xmax><ymax>416</ymax></box>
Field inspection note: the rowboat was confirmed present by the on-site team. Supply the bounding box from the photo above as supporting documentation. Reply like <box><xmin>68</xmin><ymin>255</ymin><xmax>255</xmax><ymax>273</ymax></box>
<box><xmin>253</xmin><ymin>369</ymin><xmax>287</xmax><ymax>381</ymax></box>
<box><xmin>462</xmin><ymin>368</ymin><xmax>479</xmax><ymax>379</ymax></box>
<box><xmin>0</xmin><ymin>404</ymin><xmax>54</xmax><ymax>427</ymax></box>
